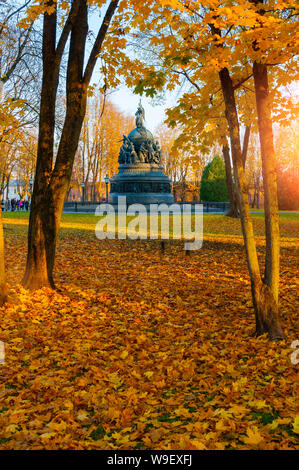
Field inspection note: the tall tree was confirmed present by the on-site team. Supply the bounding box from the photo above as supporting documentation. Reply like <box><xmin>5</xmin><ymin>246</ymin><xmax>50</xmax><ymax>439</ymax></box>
<box><xmin>22</xmin><ymin>0</ymin><xmax>120</xmax><ymax>289</ymax></box>
<box><xmin>0</xmin><ymin>0</ymin><xmax>43</xmax><ymax>304</ymax></box>
<box><xmin>126</xmin><ymin>0</ymin><xmax>297</xmax><ymax>339</ymax></box>
<box><xmin>0</xmin><ymin>79</ymin><xmax>7</xmax><ymax>305</ymax></box>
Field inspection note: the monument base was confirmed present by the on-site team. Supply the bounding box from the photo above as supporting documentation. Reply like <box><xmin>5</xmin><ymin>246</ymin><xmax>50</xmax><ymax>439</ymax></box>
<box><xmin>108</xmin><ymin>163</ymin><xmax>174</xmax><ymax>206</ymax></box>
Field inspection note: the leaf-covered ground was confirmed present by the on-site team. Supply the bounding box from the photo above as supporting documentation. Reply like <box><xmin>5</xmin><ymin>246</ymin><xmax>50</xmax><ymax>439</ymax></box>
<box><xmin>0</xmin><ymin>214</ymin><xmax>298</xmax><ymax>450</ymax></box>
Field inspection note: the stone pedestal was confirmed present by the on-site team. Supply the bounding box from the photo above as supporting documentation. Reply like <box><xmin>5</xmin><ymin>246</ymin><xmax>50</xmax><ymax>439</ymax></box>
<box><xmin>108</xmin><ymin>163</ymin><xmax>174</xmax><ymax>206</ymax></box>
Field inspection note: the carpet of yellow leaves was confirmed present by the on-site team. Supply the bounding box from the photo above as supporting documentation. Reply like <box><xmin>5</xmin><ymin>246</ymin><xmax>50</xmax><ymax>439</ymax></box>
<box><xmin>0</xmin><ymin>216</ymin><xmax>298</xmax><ymax>450</ymax></box>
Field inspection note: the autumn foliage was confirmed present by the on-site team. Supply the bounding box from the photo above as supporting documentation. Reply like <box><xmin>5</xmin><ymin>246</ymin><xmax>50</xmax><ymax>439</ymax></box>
<box><xmin>0</xmin><ymin>215</ymin><xmax>298</xmax><ymax>450</ymax></box>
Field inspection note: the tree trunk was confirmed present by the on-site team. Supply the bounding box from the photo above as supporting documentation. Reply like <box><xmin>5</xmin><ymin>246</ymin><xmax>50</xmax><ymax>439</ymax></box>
<box><xmin>256</xmin><ymin>179</ymin><xmax>260</xmax><ymax>209</ymax></box>
<box><xmin>242</xmin><ymin>125</ymin><xmax>251</xmax><ymax>168</ymax></box>
<box><xmin>23</xmin><ymin>1</ymin><xmax>88</xmax><ymax>290</ymax></box>
<box><xmin>252</xmin><ymin>185</ymin><xmax>257</xmax><ymax>208</ymax></box>
<box><xmin>222</xmin><ymin>144</ymin><xmax>239</xmax><ymax>218</ymax></box>
<box><xmin>219</xmin><ymin>66</ymin><xmax>284</xmax><ymax>340</ymax></box>
<box><xmin>0</xmin><ymin>206</ymin><xmax>7</xmax><ymax>305</ymax></box>
<box><xmin>23</xmin><ymin>0</ymin><xmax>118</xmax><ymax>290</ymax></box>
<box><xmin>23</xmin><ymin>6</ymin><xmax>58</xmax><ymax>289</ymax></box>
<box><xmin>253</xmin><ymin>61</ymin><xmax>280</xmax><ymax>304</ymax></box>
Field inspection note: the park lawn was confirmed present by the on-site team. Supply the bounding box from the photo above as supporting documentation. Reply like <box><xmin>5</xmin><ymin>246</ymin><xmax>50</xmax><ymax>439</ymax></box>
<box><xmin>0</xmin><ymin>214</ymin><xmax>298</xmax><ymax>450</ymax></box>
<box><xmin>2</xmin><ymin>210</ymin><xmax>299</xmax><ymax>239</ymax></box>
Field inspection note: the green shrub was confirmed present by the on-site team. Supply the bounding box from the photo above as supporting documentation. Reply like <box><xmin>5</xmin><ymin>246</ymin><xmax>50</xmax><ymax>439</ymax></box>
<box><xmin>200</xmin><ymin>155</ymin><xmax>228</xmax><ymax>202</ymax></box>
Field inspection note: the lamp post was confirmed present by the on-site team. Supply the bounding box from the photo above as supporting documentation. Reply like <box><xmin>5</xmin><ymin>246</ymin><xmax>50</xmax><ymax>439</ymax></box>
<box><xmin>81</xmin><ymin>182</ymin><xmax>85</xmax><ymax>203</ymax></box>
<box><xmin>104</xmin><ymin>175</ymin><xmax>110</xmax><ymax>202</ymax></box>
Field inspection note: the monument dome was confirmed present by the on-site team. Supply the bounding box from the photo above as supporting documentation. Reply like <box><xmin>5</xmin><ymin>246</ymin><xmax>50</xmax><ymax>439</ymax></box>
<box><xmin>108</xmin><ymin>101</ymin><xmax>174</xmax><ymax>206</ymax></box>
<box><xmin>127</xmin><ymin>127</ymin><xmax>154</xmax><ymax>151</ymax></box>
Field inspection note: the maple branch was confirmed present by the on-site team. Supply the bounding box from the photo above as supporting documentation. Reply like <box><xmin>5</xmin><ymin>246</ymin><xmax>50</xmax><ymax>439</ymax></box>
<box><xmin>182</xmin><ymin>3</ymin><xmax>204</xmax><ymax>19</ymax></box>
<box><xmin>83</xmin><ymin>0</ymin><xmax>119</xmax><ymax>85</ymax></box>
<box><xmin>241</xmin><ymin>84</ymin><xmax>254</xmax><ymax>93</ymax></box>
<box><xmin>171</xmin><ymin>68</ymin><xmax>201</xmax><ymax>92</ymax></box>
<box><xmin>233</xmin><ymin>74</ymin><xmax>253</xmax><ymax>91</ymax></box>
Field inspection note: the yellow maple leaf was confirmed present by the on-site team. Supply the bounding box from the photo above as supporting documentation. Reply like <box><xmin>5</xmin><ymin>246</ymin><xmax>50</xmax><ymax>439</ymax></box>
<box><xmin>48</xmin><ymin>421</ymin><xmax>67</xmax><ymax>432</ymax></box>
<box><xmin>144</xmin><ymin>370</ymin><xmax>154</xmax><ymax>379</ymax></box>
<box><xmin>77</xmin><ymin>410</ymin><xmax>89</xmax><ymax>422</ymax></box>
<box><xmin>64</xmin><ymin>400</ymin><xmax>74</xmax><ymax>409</ymax></box>
<box><xmin>215</xmin><ymin>419</ymin><xmax>229</xmax><ymax>432</ymax></box>
<box><xmin>108</xmin><ymin>372</ymin><xmax>123</xmax><ymax>387</ymax></box>
<box><xmin>40</xmin><ymin>432</ymin><xmax>56</xmax><ymax>439</ymax></box>
<box><xmin>190</xmin><ymin>439</ymin><xmax>207</xmax><ymax>450</ymax></box>
<box><xmin>5</xmin><ymin>424</ymin><xmax>18</xmax><ymax>434</ymax></box>
<box><xmin>248</xmin><ymin>399</ymin><xmax>270</xmax><ymax>410</ymax></box>
<box><xmin>229</xmin><ymin>404</ymin><xmax>249</xmax><ymax>417</ymax></box>
<box><xmin>120</xmin><ymin>350</ymin><xmax>128</xmax><ymax>359</ymax></box>
<box><xmin>292</xmin><ymin>416</ymin><xmax>299</xmax><ymax>434</ymax></box>
<box><xmin>243</xmin><ymin>427</ymin><xmax>264</xmax><ymax>446</ymax></box>
<box><xmin>269</xmin><ymin>420</ymin><xmax>279</xmax><ymax>430</ymax></box>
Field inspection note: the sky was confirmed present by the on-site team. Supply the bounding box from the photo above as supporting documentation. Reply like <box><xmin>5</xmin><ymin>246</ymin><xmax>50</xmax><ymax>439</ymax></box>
<box><xmin>109</xmin><ymin>88</ymin><xmax>168</xmax><ymax>134</ymax></box>
<box><xmin>89</xmin><ymin>4</ymin><xmax>180</xmax><ymax>135</ymax></box>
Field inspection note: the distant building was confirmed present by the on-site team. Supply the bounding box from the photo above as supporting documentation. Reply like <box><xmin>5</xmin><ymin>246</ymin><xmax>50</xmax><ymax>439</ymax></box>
<box><xmin>6</xmin><ymin>180</ymin><xmax>22</xmax><ymax>199</ymax></box>
<box><xmin>4</xmin><ymin>180</ymin><xmax>28</xmax><ymax>200</ymax></box>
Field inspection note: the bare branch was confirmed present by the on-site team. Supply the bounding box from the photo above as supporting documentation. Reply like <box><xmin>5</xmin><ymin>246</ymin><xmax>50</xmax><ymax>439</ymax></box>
<box><xmin>83</xmin><ymin>0</ymin><xmax>119</xmax><ymax>85</ymax></box>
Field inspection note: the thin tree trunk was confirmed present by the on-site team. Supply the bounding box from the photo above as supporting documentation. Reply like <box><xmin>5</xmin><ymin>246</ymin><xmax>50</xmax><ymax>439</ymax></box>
<box><xmin>219</xmin><ymin>66</ymin><xmax>284</xmax><ymax>340</ymax></box>
<box><xmin>23</xmin><ymin>6</ymin><xmax>58</xmax><ymax>289</ymax></box>
<box><xmin>242</xmin><ymin>125</ymin><xmax>251</xmax><ymax>168</ymax></box>
<box><xmin>253</xmin><ymin>61</ymin><xmax>280</xmax><ymax>304</ymax></box>
<box><xmin>0</xmin><ymin>206</ymin><xmax>7</xmax><ymax>305</ymax></box>
<box><xmin>256</xmin><ymin>179</ymin><xmax>260</xmax><ymax>209</ymax></box>
<box><xmin>252</xmin><ymin>185</ymin><xmax>257</xmax><ymax>208</ymax></box>
<box><xmin>222</xmin><ymin>144</ymin><xmax>239</xmax><ymax>218</ymax></box>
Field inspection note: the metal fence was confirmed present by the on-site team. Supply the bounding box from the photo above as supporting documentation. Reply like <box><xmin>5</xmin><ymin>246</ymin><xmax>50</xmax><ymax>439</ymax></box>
<box><xmin>63</xmin><ymin>200</ymin><xmax>230</xmax><ymax>213</ymax></box>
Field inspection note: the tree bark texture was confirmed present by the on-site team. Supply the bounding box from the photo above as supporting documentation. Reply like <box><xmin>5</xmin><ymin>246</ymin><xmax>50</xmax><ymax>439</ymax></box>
<box><xmin>222</xmin><ymin>144</ymin><xmax>239</xmax><ymax>218</ymax></box>
<box><xmin>23</xmin><ymin>0</ymin><xmax>119</xmax><ymax>290</ymax></box>
<box><xmin>219</xmin><ymin>67</ymin><xmax>284</xmax><ymax>340</ymax></box>
<box><xmin>253</xmin><ymin>61</ymin><xmax>280</xmax><ymax>304</ymax></box>
<box><xmin>0</xmin><ymin>206</ymin><xmax>7</xmax><ymax>305</ymax></box>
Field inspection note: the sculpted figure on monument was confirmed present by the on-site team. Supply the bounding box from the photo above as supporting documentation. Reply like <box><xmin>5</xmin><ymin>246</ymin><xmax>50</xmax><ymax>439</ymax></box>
<box><xmin>118</xmin><ymin>135</ymin><xmax>138</xmax><ymax>164</ymax></box>
<box><xmin>135</xmin><ymin>101</ymin><xmax>145</xmax><ymax>128</ymax></box>
<box><xmin>152</xmin><ymin>140</ymin><xmax>162</xmax><ymax>164</ymax></box>
<box><xmin>138</xmin><ymin>139</ymin><xmax>161</xmax><ymax>164</ymax></box>
<box><xmin>138</xmin><ymin>140</ymin><xmax>148</xmax><ymax>162</ymax></box>
<box><xmin>126</xmin><ymin>139</ymin><xmax>138</xmax><ymax>164</ymax></box>
<box><xmin>118</xmin><ymin>136</ymin><xmax>128</xmax><ymax>164</ymax></box>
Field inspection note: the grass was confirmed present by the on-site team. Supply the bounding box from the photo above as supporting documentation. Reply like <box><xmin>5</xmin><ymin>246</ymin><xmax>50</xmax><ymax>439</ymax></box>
<box><xmin>2</xmin><ymin>210</ymin><xmax>299</xmax><ymax>240</ymax></box>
